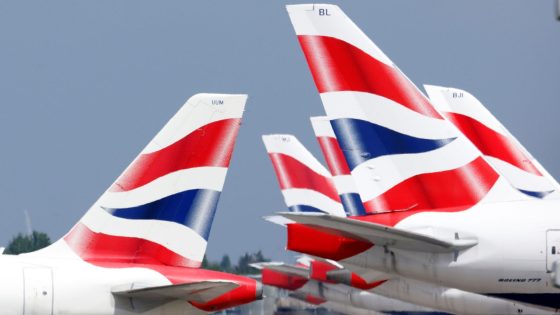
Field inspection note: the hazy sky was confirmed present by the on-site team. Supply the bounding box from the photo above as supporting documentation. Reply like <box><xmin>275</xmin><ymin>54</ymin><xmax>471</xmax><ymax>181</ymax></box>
<box><xmin>0</xmin><ymin>1</ymin><xmax>558</xmax><ymax>262</ymax></box>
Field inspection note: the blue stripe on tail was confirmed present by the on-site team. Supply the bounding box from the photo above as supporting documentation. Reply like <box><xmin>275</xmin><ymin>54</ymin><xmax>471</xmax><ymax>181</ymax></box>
<box><xmin>518</xmin><ymin>188</ymin><xmax>554</xmax><ymax>199</ymax></box>
<box><xmin>289</xmin><ymin>205</ymin><xmax>327</xmax><ymax>214</ymax></box>
<box><xmin>339</xmin><ymin>193</ymin><xmax>367</xmax><ymax>216</ymax></box>
<box><xmin>331</xmin><ymin>118</ymin><xmax>455</xmax><ymax>170</ymax></box>
<box><xmin>104</xmin><ymin>189</ymin><xmax>220</xmax><ymax>240</ymax></box>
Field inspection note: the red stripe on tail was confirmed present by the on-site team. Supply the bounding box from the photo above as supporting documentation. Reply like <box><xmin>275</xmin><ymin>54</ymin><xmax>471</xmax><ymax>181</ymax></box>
<box><xmin>64</xmin><ymin>223</ymin><xmax>201</xmax><ymax>268</ymax></box>
<box><xmin>111</xmin><ymin>118</ymin><xmax>241</xmax><ymax>192</ymax></box>
<box><xmin>444</xmin><ymin>112</ymin><xmax>542</xmax><ymax>176</ymax></box>
<box><xmin>362</xmin><ymin>157</ymin><xmax>499</xmax><ymax>214</ymax></box>
<box><xmin>298</xmin><ymin>35</ymin><xmax>441</xmax><ymax>119</ymax></box>
<box><xmin>269</xmin><ymin>153</ymin><xmax>341</xmax><ymax>202</ymax></box>
<box><xmin>316</xmin><ymin>136</ymin><xmax>351</xmax><ymax>176</ymax></box>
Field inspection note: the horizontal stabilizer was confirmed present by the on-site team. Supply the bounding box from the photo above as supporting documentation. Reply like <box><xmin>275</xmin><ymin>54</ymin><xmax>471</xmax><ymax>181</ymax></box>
<box><xmin>263</xmin><ymin>214</ymin><xmax>294</xmax><ymax>226</ymax></box>
<box><xmin>251</xmin><ymin>262</ymin><xmax>309</xmax><ymax>279</ymax></box>
<box><xmin>112</xmin><ymin>280</ymin><xmax>238</xmax><ymax>305</ymax></box>
<box><xmin>280</xmin><ymin>212</ymin><xmax>477</xmax><ymax>253</ymax></box>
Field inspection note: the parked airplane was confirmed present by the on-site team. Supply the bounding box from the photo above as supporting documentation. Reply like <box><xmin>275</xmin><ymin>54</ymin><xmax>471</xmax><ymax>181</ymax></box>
<box><xmin>0</xmin><ymin>93</ymin><xmax>262</xmax><ymax>314</ymax></box>
<box><xmin>283</xmin><ymin>3</ymin><xmax>560</xmax><ymax>310</ymax></box>
<box><xmin>264</xmin><ymin>131</ymin><xmax>556</xmax><ymax>314</ymax></box>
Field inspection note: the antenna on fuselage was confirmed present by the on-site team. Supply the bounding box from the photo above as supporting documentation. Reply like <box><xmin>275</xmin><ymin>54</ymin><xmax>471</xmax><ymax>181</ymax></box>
<box><xmin>23</xmin><ymin>209</ymin><xmax>33</xmax><ymax>236</ymax></box>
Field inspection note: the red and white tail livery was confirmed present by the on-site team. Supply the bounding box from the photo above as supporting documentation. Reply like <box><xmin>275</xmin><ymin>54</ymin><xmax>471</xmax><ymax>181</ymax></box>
<box><xmin>0</xmin><ymin>93</ymin><xmax>262</xmax><ymax>314</ymax></box>
<box><xmin>425</xmin><ymin>85</ymin><xmax>559</xmax><ymax>199</ymax></box>
<box><xmin>287</xmin><ymin>3</ymin><xmax>524</xmax><ymax>222</ymax></box>
<box><xmin>60</xmin><ymin>93</ymin><xmax>246</xmax><ymax>268</ymax></box>
<box><xmin>263</xmin><ymin>134</ymin><xmax>345</xmax><ymax>217</ymax></box>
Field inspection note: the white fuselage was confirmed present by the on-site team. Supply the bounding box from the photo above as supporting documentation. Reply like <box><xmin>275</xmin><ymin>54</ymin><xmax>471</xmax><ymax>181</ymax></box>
<box><xmin>372</xmin><ymin>276</ymin><xmax>556</xmax><ymax>314</ymax></box>
<box><xmin>0</xmin><ymin>254</ymin><xmax>204</xmax><ymax>315</ymax></box>
<box><xmin>338</xmin><ymin>199</ymin><xmax>560</xmax><ymax>309</ymax></box>
<box><xmin>298</xmin><ymin>268</ymin><xmax>556</xmax><ymax>315</ymax></box>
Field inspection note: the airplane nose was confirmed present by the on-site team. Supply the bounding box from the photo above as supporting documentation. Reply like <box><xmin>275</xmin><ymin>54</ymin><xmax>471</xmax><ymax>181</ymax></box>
<box><xmin>255</xmin><ymin>280</ymin><xmax>264</xmax><ymax>300</ymax></box>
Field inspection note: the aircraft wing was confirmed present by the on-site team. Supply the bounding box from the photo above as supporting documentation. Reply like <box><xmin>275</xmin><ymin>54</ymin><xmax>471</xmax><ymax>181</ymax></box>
<box><xmin>281</xmin><ymin>212</ymin><xmax>477</xmax><ymax>253</ymax></box>
<box><xmin>112</xmin><ymin>280</ymin><xmax>238</xmax><ymax>304</ymax></box>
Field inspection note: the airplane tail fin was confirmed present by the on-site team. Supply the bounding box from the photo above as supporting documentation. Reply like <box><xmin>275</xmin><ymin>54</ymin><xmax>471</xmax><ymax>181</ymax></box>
<box><xmin>262</xmin><ymin>134</ymin><xmax>345</xmax><ymax>217</ymax></box>
<box><xmin>425</xmin><ymin>85</ymin><xmax>559</xmax><ymax>199</ymax></box>
<box><xmin>287</xmin><ymin>4</ymin><xmax>521</xmax><ymax>217</ymax></box>
<box><xmin>44</xmin><ymin>94</ymin><xmax>247</xmax><ymax>268</ymax></box>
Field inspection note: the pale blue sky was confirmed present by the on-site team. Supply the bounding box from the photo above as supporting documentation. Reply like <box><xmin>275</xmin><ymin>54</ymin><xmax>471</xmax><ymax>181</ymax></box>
<box><xmin>0</xmin><ymin>1</ymin><xmax>558</xmax><ymax>261</ymax></box>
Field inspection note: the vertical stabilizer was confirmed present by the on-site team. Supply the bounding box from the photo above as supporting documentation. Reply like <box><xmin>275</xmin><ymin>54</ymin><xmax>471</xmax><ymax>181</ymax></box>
<box><xmin>263</xmin><ymin>134</ymin><xmax>345</xmax><ymax>217</ymax></box>
<box><xmin>44</xmin><ymin>94</ymin><xmax>247</xmax><ymax>268</ymax></box>
<box><xmin>425</xmin><ymin>85</ymin><xmax>559</xmax><ymax>199</ymax></box>
<box><xmin>287</xmin><ymin>4</ymin><xmax>521</xmax><ymax>216</ymax></box>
